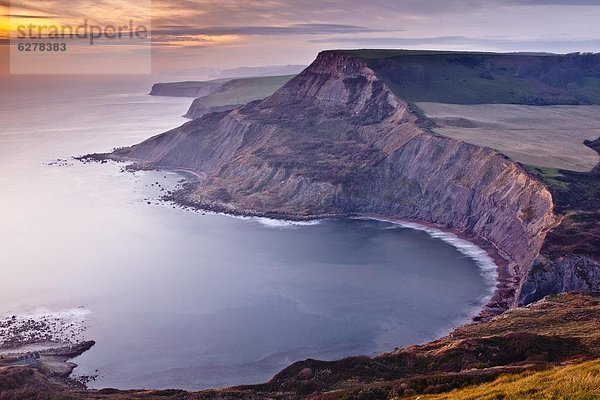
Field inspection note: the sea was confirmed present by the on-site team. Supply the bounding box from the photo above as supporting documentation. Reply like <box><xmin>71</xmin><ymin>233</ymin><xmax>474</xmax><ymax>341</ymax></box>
<box><xmin>0</xmin><ymin>75</ymin><xmax>496</xmax><ymax>390</ymax></box>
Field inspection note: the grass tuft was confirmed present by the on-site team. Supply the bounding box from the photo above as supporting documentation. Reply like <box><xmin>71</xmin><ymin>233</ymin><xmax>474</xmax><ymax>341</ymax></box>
<box><xmin>408</xmin><ymin>359</ymin><xmax>600</xmax><ymax>400</ymax></box>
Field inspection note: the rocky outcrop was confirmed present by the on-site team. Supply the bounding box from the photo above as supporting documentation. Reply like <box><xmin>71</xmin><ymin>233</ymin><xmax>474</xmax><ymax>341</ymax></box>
<box><xmin>109</xmin><ymin>51</ymin><xmax>562</xmax><ymax>310</ymax></box>
<box><xmin>519</xmin><ymin>255</ymin><xmax>600</xmax><ymax>305</ymax></box>
<box><xmin>518</xmin><ymin>138</ymin><xmax>600</xmax><ymax>304</ymax></box>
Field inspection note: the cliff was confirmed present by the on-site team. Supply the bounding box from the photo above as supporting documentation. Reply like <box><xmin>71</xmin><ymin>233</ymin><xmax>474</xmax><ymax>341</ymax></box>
<box><xmin>149</xmin><ymin>79</ymin><xmax>228</xmax><ymax>97</ymax></box>
<box><xmin>184</xmin><ymin>74</ymin><xmax>295</xmax><ymax>119</ymax></box>
<box><xmin>335</xmin><ymin>50</ymin><xmax>600</xmax><ymax>105</ymax></box>
<box><xmin>104</xmin><ymin>50</ymin><xmax>572</xmax><ymax>311</ymax></box>
<box><xmin>519</xmin><ymin>139</ymin><xmax>600</xmax><ymax>304</ymax></box>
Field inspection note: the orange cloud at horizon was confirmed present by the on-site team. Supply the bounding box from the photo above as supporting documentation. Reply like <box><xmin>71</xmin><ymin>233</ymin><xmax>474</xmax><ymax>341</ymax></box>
<box><xmin>2</xmin><ymin>0</ymin><xmax>600</xmax><ymax>76</ymax></box>
<box><xmin>155</xmin><ymin>34</ymin><xmax>241</xmax><ymax>47</ymax></box>
<box><xmin>3</xmin><ymin>0</ymin><xmax>152</xmax><ymax>39</ymax></box>
<box><xmin>2</xmin><ymin>1</ymin><xmax>237</xmax><ymax>46</ymax></box>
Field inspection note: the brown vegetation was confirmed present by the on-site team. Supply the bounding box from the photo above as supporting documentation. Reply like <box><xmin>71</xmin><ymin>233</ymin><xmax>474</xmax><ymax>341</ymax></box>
<box><xmin>1</xmin><ymin>293</ymin><xmax>598</xmax><ymax>399</ymax></box>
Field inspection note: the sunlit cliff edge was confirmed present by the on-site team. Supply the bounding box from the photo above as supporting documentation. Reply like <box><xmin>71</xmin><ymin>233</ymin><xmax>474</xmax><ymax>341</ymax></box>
<box><xmin>105</xmin><ymin>50</ymin><xmax>600</xmax><ymax>311</ymax></box>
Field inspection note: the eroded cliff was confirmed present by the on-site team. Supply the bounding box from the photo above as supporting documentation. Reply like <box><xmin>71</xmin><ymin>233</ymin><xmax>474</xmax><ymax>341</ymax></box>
<box><xmin>107</xmin><ymin>51</ymin><xmax>564</xmax><ymax>311</ymax></box>
<box><xmin>518</xmin><ymin>138</ymin><xmax>600</xmax><ymax>304</ymax></box>
<box><xmin>149</xmin><ymin>80</ymin><xmax>227</xmax><ymax>98</ymax></box>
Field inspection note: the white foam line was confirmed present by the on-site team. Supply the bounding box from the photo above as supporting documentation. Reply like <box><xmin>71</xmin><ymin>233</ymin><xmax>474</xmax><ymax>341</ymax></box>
<box><xmin>253</xmin><ymin>217</ymin><xmax>321</xmax><ymax>228</ymax></box>
<box><xmin>357</xmin><ymin>216</ymin><xmax>499</xmax><ymax>302</ymax></box>
<box><xmin>0</xmin><ymin>307</ymin><xmax>91</xmax><ymax>348</ymax></box>
<box><xmin>217</xmin><ymin>212</ymin><xmax>322</xmax><ymax>228</ymax></box>
<box><xmin>235</xmin><ymin>212</ymin><xmax>497</xmax><ymax>295</ymax></box>
<box><xmin>1</xmin><ymin>307</ymin><xmax>90</xmax><ymax>320</ymax></box>
<box><xmin>170</xmin><ymin>203</ymin><xmax>323</xmax><ymax>229</ymax></box>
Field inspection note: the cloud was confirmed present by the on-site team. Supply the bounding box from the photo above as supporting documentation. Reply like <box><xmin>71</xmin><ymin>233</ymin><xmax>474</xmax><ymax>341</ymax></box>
<box><xmin>310</xmin><ymin>36</ymin><xmax>468</xmax><ymax>45</ymax></box>
<box><xmin>508</xmin><ymin>0</ymin><xmax>600</xmax><ymax>5</ymax></box>
<box><xmin>310</xmin><ymin>35</ymin><xmax>600</xmax><ymax>51</ymax></box>
<box><xmin>153</xmin><ymin>23</ymin><xmax>389</xmax><ymax>37</ymax></box>
<box><xmin>3</xmin><ymin>0</ymin><xmax>600</xmax><ymax>74</ymax></box>
<box><xmin>5</xmin><ymin>1</ymin><xmax>151</xmax><ymax>24</ymax></box>
<box><xmin>2</xmin><ymin>14</ymin><xmax>59</xmax><ymax>18</ymax></box>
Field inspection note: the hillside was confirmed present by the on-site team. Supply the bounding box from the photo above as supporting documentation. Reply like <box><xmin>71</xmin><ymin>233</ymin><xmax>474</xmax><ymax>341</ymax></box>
<box><xmin>97</xmin><ymin>50</ymin><xmax>600</xmax><ymax>311</ymax></box>
<box><xmin>73</xmin><ymin>49</ymin><xmax>600</xmax><ymax>398</ymax></box>
<box><xmin>184</xmin><ymin>74</ymin><xmax>295</xmax><ymax>119</ymax></box>
<box><xmin>336</xmin><ymin>50</ymin><xmax>600</xmax><ymax>105</ymax></box>
<box><xmin>416</xmin><ymin>102</ymin><xmax>600</xmax><ymax>172</ymax></box>
<box><xmin>95</xmin><ymin>50</ymin><xmax>600</xmax><ymax>311</ymax></box>
<box><xmin>408</xmin><ymin>359</ymin><xmax>600</xmax><ymax>400</ymax></box>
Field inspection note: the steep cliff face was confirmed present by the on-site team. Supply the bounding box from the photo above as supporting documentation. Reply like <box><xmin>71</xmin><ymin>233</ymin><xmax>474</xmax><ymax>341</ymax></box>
<box><xmin>517</xmin><ymin>139</ymin><xmax>600</xmax><ymax>304</ymax></box>
<box><xmin>519</xmin><ymin>255</ymin><xmax>600</xmax><ymax>305</ymax></box>
<box><xmin>342</xmin><ymin>135</ymin><xmax>555</xmax><ymax>278</ymax></box>
<box><xmin>149</xmin><ymin>80</ymin><xmax>227</xmax><ymax>97</ymax></box>
<box><xmin>112</xmin><ymin>51</ymin><xmax>559</xmax><ymax>309</ymax></box>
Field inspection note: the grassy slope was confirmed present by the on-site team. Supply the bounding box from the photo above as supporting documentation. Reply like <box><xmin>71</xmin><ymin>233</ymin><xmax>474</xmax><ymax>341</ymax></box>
<box><xmin>416</xmin><ymin>103</ymin><xmax>600</xmax><ymax>172</ymax></box>
<box><xmin>409</xmin><ymin>360</ymin><xmax>600</xmax><ymax>400</ymax></box>
<box><xmin>376</xmin><ymin>57</ymin><xmax>536</xmax><ymax>104</ymax></box>
<box><xmin>525</xmin><ymin>139</ymin><xmax>600</xmax><ymax>260</ymax></box>
<box><xmin>199</xmin><ymin>75</ymin><xmax>295</xmax><ymax>107</ymax></box>
<box><xmin>185</xmin><ymin>75</ymin><xmax>295</xmax><ymax>118</ymax></box>
<box><xmin>332</xmin><ymin>50</ymin><xmax>600</xmax><ymax>105</ymax></box>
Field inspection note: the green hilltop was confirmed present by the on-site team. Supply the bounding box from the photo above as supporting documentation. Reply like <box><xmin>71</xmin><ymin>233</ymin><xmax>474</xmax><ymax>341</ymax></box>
<box><xmin>332</xmin><ymin>50</ymin><xmax>600</xmax><ymax>105</ymax></box>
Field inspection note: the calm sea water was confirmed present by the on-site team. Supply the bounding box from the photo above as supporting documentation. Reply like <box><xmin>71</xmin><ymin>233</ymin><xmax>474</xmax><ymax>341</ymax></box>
<box><xmin>0</xmin><ymin>77</ymin><xmax>494</xmax><ymax>390</ymax></box>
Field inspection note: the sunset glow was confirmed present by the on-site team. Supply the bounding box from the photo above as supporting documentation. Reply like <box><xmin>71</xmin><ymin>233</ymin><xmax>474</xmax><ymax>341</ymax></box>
<box><xmin>1</xmin><ymin>0</ymin><xmax>599</xmax><ymax>398</ymax></box>
<box><xmin>2</xmin><ymin>0</ymin><xmax>600</xmax><ymax>75</ymax></box>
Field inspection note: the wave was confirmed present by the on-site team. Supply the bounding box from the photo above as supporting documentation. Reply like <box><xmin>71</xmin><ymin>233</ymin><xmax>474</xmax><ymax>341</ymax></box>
<box><xmin>170</xmin><ymin>204</ymin><xmax>323</xmax><ymax>228</ymax></box>
<box><xmin>253</xmin><ymin>217</ymin><xmax>321</xmax><ymax>228</ymax></box>
<box><xmin>2</xmin><ymin>306</ymin><xmax>90</xmax><ymax>319</ymax></box>
<box><xmin>357</xmin><ymin>216</ymin><xmax>499</xmax><ymax>298</ymax></box>
<box><xmin>0</xmin><ymin>307</ymin><xmax>90</xmax><ymax>348</ymax></box>
<box><xmin>360</xmin><ymin>216</ymin><xmax>500</xmax><ymax>337</ymax></box>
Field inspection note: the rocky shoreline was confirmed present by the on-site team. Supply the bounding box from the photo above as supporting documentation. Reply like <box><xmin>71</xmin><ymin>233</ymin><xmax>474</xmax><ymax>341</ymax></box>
<box><xmin>2</xmin><ymin>292</ymin><xmax>598</xmax><ymax>399</ymax></box>
<box><xmin>0</xmin><ymin>310</ymin><xmax>96</xmax><ymax>387</ymax></box>
<box><xmin>77</xmin><ymin>153</ymin><xmax>516</xmax><ymax>322</ymax></box>
<box><xmin>153</xmin><ymin>170</ymin><xmax>513</xmax><ymax>320</ymax></box>
<box><xmin>97</xmin><ymin>50</ymin><xmax>564</xmax><ymax>314</ymax></box>
<box><xmin>56</xmin><ymin>49</ymin><xmax>599</xmax><ymax>396</ymax></box>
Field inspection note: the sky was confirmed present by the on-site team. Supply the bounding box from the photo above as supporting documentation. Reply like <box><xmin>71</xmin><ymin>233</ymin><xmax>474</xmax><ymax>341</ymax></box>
<box><xmin>1</xmin><ymin>0</ymin><xmax>600</xmax><ymax>77</ymax></box>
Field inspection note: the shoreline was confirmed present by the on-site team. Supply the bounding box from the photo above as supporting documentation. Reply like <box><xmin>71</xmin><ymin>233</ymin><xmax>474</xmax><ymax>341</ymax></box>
<box><xmin>158</xmin><ymin>170</ymin><xmax>511</xmax><ymax>320</ymax></box>
<box><xmin>358</xmin><ymin>214</ymin><xmax>513</xmax><ymax>319</ymax></box>
<box><xmin>0</xmin><ymin>309</ymin><xmax>96</xmax><ymax>387</ymax></box>
<box><xmin>57</xmin><ymin>157</ymin><xmax>519</xmax><ymax>390</ymax></box>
